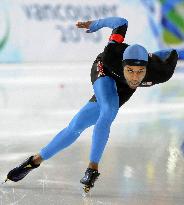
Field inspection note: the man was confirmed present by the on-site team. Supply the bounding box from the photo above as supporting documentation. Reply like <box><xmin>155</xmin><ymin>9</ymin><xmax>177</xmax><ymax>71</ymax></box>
<box><xmin>5</xmin><ymin>17</ymin><xmax>178</xmax><ymax>192</ymax></box>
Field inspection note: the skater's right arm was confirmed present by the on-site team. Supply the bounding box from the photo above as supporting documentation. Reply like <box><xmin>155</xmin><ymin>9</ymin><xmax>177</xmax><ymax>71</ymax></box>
<box><xmin>76</xmin><ymin>17</ymin><xmax>128</xmax><ymax>70</ymax></box>
<box><xmin>76</xmin><ymin>17</ymin><xmax>128</xmax><ymax>43</ymax></box>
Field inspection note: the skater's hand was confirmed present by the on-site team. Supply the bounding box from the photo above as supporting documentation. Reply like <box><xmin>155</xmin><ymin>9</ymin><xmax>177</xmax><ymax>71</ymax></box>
<box><xmin>76</xmin><ymin>21</ymin><xmax>92</xmax><ymax>32</ymax></box>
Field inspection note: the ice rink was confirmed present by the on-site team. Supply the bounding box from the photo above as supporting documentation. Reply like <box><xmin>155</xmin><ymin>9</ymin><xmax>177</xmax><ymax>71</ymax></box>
<box><xmin>0</xmin><ymin>62</ymin><xmax>184</xmax><ymax>205</ymax></box>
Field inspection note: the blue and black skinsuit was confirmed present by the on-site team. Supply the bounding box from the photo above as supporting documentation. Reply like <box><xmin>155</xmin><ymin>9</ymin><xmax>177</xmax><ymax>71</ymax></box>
<box><xmin>40</xmin><ymin>17</ymin><xmax>178</xmax><ymax>164</ymax></box>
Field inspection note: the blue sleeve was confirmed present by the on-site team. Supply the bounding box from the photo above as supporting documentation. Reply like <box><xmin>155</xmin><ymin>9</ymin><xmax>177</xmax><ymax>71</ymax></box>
<box><xmin>153</xmin><ymin>49</ymin><xmax>178</xmax><ymax>61</ymax></box>
<box><xmin>87</xmin><ymin>17</ymin><xmax>128</xmax><ymax>33</ymax></box>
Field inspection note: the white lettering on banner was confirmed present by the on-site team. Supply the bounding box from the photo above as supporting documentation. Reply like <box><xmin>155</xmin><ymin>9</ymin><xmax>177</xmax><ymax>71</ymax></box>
<box><xmin>21</xmin><ymin>3</ymin><xmax>118</xmax><ymax>43</ymax></box>
<box><xmin>56</xmin><ymin>25</ymin><xmax>101</xmax><ymax>43</ymax></box>
<box><xmin>22</xmin><ymin>4</ymin><xmax>117</xmax><ymax>21</ymax></box>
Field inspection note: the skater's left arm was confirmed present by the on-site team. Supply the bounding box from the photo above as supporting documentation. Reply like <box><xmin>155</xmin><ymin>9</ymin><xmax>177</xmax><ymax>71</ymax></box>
<box><xmin>141</xmin><ymin>50</ymin><xmax>179</xmax><ymax>86</ymax></box>
<box><xmin>153</xmin><ymin>50</ymin><xmax>178</xmax><ymax>83</ymax></box>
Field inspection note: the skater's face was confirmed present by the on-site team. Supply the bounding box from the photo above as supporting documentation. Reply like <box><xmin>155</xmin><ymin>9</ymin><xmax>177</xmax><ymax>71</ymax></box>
<box><xmin>123</xmin><ymin>65</ymin><xmax>146</xmax><ymax>89</ymax></box>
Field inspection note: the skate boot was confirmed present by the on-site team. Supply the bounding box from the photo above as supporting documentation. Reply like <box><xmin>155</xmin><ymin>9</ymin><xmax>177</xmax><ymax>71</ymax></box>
<box><xmin>5</xmin><ymin>156</ymin><xmax>40</xmax><ymax>183</ymax></box>
<box><xmin>80</xmin><ymin>168</ymin><xmax>100</xmax><ymax>193</ymax></box>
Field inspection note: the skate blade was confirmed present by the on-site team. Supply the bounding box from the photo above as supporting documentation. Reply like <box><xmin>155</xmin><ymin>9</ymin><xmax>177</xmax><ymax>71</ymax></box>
<box><xmin>1</xmin><ymin>178</ymin><xmax>9</xmax><ymax>184</ymax></box>
<box><xmin>83</xmin><ymin>185</ymin><xmax>91</xmax><ymax>193</ymax></box>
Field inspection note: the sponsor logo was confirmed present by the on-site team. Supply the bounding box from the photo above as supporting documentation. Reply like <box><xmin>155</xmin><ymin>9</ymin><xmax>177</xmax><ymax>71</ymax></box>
<box><xmin>141</xmin><ymin>81</ymin><xmax>153</xmax><ymax>86</ymax></box>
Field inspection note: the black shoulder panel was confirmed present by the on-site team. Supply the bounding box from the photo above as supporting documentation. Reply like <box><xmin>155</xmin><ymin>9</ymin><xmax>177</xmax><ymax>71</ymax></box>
<box><xmin>112</xmin><ymin>24</ymin><xmax>128</xmax><ymax>37</ymax></box>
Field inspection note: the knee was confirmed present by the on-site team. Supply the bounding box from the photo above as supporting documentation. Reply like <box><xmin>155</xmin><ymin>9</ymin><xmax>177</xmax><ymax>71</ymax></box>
<box><xmin>67</xmin><ymin>121</ymin><xmax>83</xmax><ymax>134</ymax></box>
<box><xmin>101</xmin><ymin>104</ymin><xmax>119</xmax><ymax>122</ymax></box>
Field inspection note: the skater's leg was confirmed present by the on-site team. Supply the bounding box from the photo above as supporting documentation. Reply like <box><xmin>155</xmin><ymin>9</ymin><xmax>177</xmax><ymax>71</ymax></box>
<box><xmin>80</xmin><ymin>77</ymin><xmax>119</xmax><ymax>189</ymax></box>
<box><xmin>89</xmin><ymin>76</ymin><xmax>119</xmax><ymax>165</ymax></box>
<box><xmin>6</xmin><ymin>102</ymin><xmax>100</xmax><ymax>182</ymax></box>
<box><xmin>38</xmin><ymin>102</ymin><xmax>100</xmax><ymax>161</ymax></box>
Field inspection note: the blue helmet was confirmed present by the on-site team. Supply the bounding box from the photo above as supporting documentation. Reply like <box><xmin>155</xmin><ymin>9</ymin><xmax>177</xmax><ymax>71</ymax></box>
<box><xmin>123</xmin><ymin>44</ymin><xmax>148</xmax><ymax>66</ymax></box>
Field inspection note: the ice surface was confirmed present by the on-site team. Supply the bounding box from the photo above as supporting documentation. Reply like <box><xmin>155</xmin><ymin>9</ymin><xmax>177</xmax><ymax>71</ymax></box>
<box><xmin>0</xmin><ymin>63</ymin><xmax>184</xmax><ymax>204</ymax></box>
